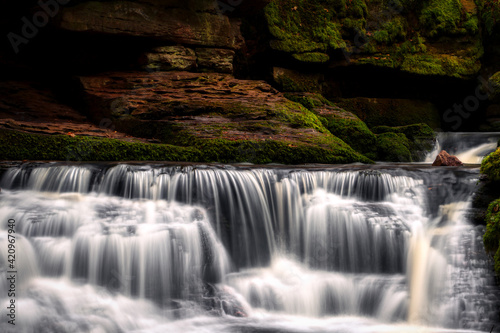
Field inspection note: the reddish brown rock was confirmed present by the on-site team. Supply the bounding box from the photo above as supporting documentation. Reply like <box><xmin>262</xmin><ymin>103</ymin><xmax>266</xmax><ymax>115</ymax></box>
<box><xmin>432</xmin><ymin>150</ymin><xmax>464</xmax><ymax>166</ymax></box>
<box><xmin>75</xmin><ymin>70</ymin><xmax>370</xmax><ymax>164</ymax></box>
<box><xmin>0</xmin><ymin>81</ymin><xmax>150</xmax><ymax>143</ymax></box>
<box><xmin>57</xmin><ymin>1</ymin><xmax>244</xmax><ymax>49</ymax></box>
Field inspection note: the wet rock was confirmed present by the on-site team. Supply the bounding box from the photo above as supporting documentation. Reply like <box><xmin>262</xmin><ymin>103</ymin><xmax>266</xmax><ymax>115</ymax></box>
<box><xmin>139</xmin><ymin>46</ymin><xmax>197</xmax><ymax>72</ymax></box>
<box><xmin>432</xmin><ymin>150</ymin><xmax>464</xmax><ymax>166</ymax></box>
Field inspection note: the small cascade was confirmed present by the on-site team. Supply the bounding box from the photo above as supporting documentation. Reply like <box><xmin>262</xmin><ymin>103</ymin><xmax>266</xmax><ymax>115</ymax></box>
<box><xmin>426</xmin><ymin>132</ymin><xmax>500</xmax><ymax>163</ymax></box>
<box><xmin>0</xmin><ymin>162</ymin><xmax>499</xmax><ymax>332</ymax></box>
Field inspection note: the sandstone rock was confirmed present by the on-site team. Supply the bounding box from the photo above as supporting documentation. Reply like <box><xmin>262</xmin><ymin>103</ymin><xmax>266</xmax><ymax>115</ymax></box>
<box><xmin>432</xmin><ymin>150</ymin><xmax>463</xmax><ymax>166</ymax></box>
<box><xmin>76</xmin><ymin>71</ymin><xmax>371</xmax><ymax>164</ymax></box>
<box><xmin>0</xmin><ymin>82</ymin><xmax>140</xmax><ymax>142</ymax></box>
<box><xmin>57</xmin><ymin>1</ymin><xmax>244</xmax><ymax>49</ymax></box>
<box><xmin>139</xmin><ymin>46</ymin><xmax>197</xmax><ymax>72</ymax></box>
<box><xmin>196</xmin><ymin>48</ymin><xmax>235</xmax><ymax>74</ymax></box>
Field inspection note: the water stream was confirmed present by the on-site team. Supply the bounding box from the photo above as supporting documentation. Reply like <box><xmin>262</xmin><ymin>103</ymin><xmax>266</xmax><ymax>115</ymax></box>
<box><xmin>425</xmin><ymin>132</ymin><xmax>500</xmax><ymax>164</ymax></box>
<box><xmin>0</xmin><ymin>160</ymin><xmax>498</xmax><ymax>333</ymax></box>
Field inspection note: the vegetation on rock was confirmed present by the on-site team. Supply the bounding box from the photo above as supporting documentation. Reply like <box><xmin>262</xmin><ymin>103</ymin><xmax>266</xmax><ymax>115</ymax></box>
<box><xmin>481</xmin><ymin>148</ymin><xmax>500</xmax><ymax>181</ymax></box>
<box><xmin>264</xmin><ymin>0</ymin><xmax>482</xmax><ymax>80</ymax></box>
<box><xmin>0</xmin><ymin>129</ymin><xmax>372</xmax><ymax>165</ymax></box>
<box><xmin>484</xmin><ymin>198</ymin><xmax>500</xmax><ymax>276</ymax></box>
<box><xmin>0</xmin><ymin>130</ymin><xmax>201</xmax><ymax>162</ymax></box>
<box><xmin>372</xmin><ymin>123</ymin><xmax>435</xmax><ymax>161</ymax></box>
<box><xmin>375</xmin><ymin>132</ymin><xmax>412</xmax><ymax>162</ymax></box>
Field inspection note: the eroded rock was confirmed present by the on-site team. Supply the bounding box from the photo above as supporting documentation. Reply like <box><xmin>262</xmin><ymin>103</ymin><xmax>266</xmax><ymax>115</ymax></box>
<box><xmin>432</xmin><ymin>150</ymin><xmax>464</xmax><ymax>166</ymax></box>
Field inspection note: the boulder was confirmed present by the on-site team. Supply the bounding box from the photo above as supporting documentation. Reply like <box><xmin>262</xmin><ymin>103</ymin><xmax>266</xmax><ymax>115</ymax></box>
<box><xmin>432</xmin><ymin>150</ymin><xmax>463</xmax><ymax>166</ymax></box>
<box><xmin>76</xmin><ymin>71</ymin><xmax>372</xmax><ymax>164</ymax></box>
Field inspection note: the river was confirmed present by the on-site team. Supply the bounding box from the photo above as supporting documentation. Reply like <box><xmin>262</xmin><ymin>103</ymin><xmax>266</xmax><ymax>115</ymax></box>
<box><xmin>0</xmin><ymin>133</ymin><xmax>499</xmax><ymax>333</ymax></box>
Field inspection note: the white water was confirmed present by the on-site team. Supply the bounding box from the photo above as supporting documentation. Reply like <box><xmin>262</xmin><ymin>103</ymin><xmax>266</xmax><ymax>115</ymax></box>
<box><xmin>0</xmin><ymin>164</ymin><xmax>498</xmax><ymax>332</ymax></box>
<box><xmin>426</xmin><ymin>132</ymin><xmax>500</xmax><ymax>163</ymax></box>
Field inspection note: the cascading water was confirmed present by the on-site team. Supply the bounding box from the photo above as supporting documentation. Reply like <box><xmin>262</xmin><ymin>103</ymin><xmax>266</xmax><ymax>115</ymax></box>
<box><xmin>426</xmin><ymin>132</ymin><xmax>500</xmax><ymax>164</ymax></box>
<box><xmin>0</xmin><ymin>163</ymin><xmax>499</xmax><ymax>333</ymax></box>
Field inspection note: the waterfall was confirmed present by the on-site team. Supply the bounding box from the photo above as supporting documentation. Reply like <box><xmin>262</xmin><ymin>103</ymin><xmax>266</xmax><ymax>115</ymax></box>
<box><xmin>425</xmin><ymin>132</ymin><xmax>500</xmax><ymax>163</ymax></box>
<box><xmin>0</xmin><ymin>163</ymin><xmax>498</xmax><ymax>332</ymax></box>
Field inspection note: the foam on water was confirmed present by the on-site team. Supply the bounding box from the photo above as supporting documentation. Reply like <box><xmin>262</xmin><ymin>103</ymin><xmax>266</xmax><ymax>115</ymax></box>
<box><xmin>0</xmin><ymin>163</ymin><xmax>498</xmax><ymax>332</ymax></box>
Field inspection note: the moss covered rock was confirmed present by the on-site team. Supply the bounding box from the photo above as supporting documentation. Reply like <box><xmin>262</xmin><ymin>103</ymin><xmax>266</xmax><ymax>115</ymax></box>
<box><xmin>372</xmin><ymin>123</ymin><xmax>435</xmax><ymax>161</ymax></box>
<box><xmin>287</xmin><ymin>93</ymin><xmax>377</xmax><ymax>157</ymax></box>
<box><xmin>419</xmin><ymin>0</ymin><xmax>463</xmax><ymax>37</ymax></box>
<box><xmin>77</xmin><ymin>71</ymin><xmax>372</xmax><ymax>165</ymax></box>
<box><xmin>376</xmin><ymin>132</ymin><xmax>412</xmax><ymax>162</ymax></box>
<box><xmin>484</xmin><ymin>199</ymin><xmax>500</xmax><ymax>276</ymax></box>
<box><xmin>487</xmin><ymin>72</ymin><xmax>500</xmax><ymax>103</ymax></box>
<box><xmin>263</xmin><ymin>0</ymin><xmax>482</xmax><ymax>79</ymax></box>
<box><xmin>0</xmin><ymin>129</ymin><xmax>201</xmax><ymax>162</ymax></box>
<box><xmin>264</xmin><ymin>0</ymin><xmax>361</xmax><ymax>54</ymax></box>
<box><xmin>481</xmin><ymin>148</ymin><xmax>500</xmax><ymax>181</ymax></box>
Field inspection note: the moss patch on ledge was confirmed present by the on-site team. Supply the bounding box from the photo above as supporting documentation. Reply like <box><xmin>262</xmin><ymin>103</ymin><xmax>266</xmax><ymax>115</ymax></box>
<box><xmin>481</xmin><ymin>148</ymin><xmax>500</xmax><ymax>181</ymax></box>
<box><xmin>0</xmin><ymin>130</ymin><xmax>201</xmax><ymax>162</ymax></box>
<box><xmin>0</xmin><ymin>129</ymin><xmax>371</xmax><ymax>165</ymax></box>
<box><xmin>193</xmin><ymin>138</ymin><xmax>372</xmax><ymax>164</ymax></box>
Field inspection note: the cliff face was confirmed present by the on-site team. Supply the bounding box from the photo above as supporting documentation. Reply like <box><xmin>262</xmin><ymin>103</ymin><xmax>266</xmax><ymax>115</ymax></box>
<box><xmin>0</xmin><ymin>0</ymin><xmax>499</xmax><ymax>163</ymax></box>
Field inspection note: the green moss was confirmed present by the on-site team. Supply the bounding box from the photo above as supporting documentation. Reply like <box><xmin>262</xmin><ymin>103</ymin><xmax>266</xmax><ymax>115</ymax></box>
<box><xmin>372</xmin><ymin>123</ymin><xmax>435</xmax><ymax>161</ymax></box>
<box><xmin>419</xmin><ymin>0</ymin><xmax>463</xmax><ymax>37</ymax></box>
<box><xmin>285</xmin><ymin>93</ymin><xmax>377</xmax><ymax>156</ymax></box>
<box><xmin>195</xmin><ymin>138</ymin><xmax>371</xmax><ymax>164</ymax></box>
<box><xmin>0</xmin><ymin>130</ymin><xmax>201</xmax><ymax>162</ymax></box>
<box><xmin>268</xmin><ymin>101</ymin><xmax>329</xmax><ymax>133</ymax></box>
<box><xmin>264</xmin><ymin>0</ymin><xmax>369</xmax><ymax>57</ymax></box>
<box><xmin>488</xmin><ymin>72</ymin><xmax>500</xmax><ymax>102</ymax></box>
<box><xmin>292</xmin><ymin>52</ymin><xmax>330</xmax><ymax>63</ymax></box>
<box><xmin>0</xmin><ymin>128</ymin><xmax>373</xmax><ymax>165</ymax></box>
<box><xmin>373</xmin><ymin>17</ymin><xmax>407</xmax><ymax>44</ymax></box>
<box><xmin>480</xmin><ymin>0</ymin><xmax>500</xmax><ymax>35</ymax></box>
<box><xmin>265</xmin><ymin>0</ymin><xmax>346</xmax><ymax>54</ymax></box>
<box><xmin>481</xmin><ymin>148</ymin><xmax>500</xmax><ymax>181</ymax></box>
<box><xmin>400</xmin><ymin>53</ymin><xmax>481</xmax><ymax>78</ymax></box>
<box><xmin>463</xmin><ymin>14</ymin><xmax>479</xmax><ymax>35</ymax></box>
<box><xmin>284</xmin><ymin>93</ymin><xmax>326</xmax><ymax>109</ymax></box>
<box><xmin>320</xmin><ymin>117</ymin><xmax>377</xmax><ymax>156</ymax></box>
<box><xmin>376</xmin><ymin>132</ymin><xmax>412</xmax><ymax>162</ymax></box>
<box><xmin>484</xmin><ymin>199</ymin><xmax>500</xmax><ymax>274</ymax></box>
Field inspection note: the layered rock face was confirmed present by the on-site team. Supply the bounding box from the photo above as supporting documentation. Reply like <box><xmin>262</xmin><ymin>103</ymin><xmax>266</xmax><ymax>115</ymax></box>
<box><xmin>0</xmin><ymin>0</ymin><xmax>499</xmax><ymax>162</ymax></box>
